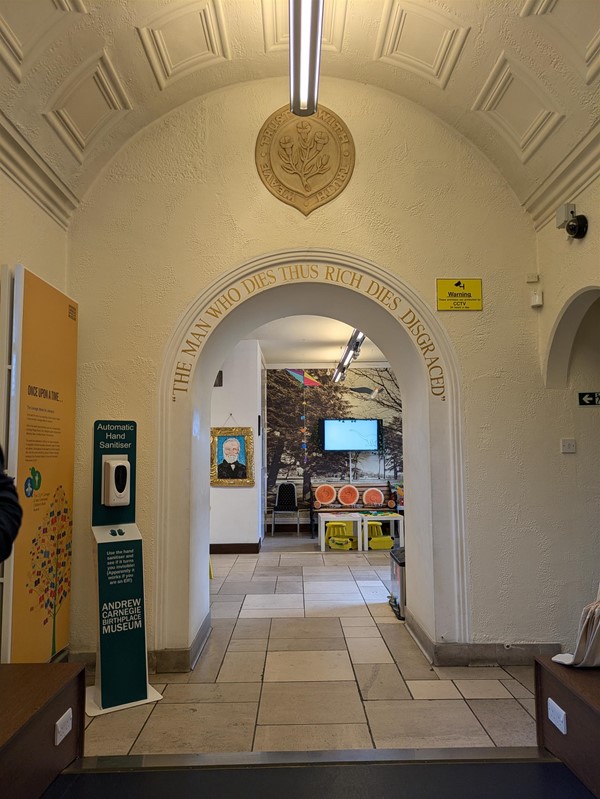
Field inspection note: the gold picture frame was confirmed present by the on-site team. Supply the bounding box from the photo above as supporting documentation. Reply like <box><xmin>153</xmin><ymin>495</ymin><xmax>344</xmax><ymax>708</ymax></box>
<box><xmin>210</xmin><ymin>427</ymin><xmax>255</xmax><ymax>487</ymax></box>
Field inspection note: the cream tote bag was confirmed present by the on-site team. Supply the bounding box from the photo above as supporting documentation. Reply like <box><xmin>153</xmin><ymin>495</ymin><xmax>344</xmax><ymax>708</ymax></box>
<box><xmin>553</xmin><ymin>599</ymin><xmax>600</xmax><ymax>668</ymax></box>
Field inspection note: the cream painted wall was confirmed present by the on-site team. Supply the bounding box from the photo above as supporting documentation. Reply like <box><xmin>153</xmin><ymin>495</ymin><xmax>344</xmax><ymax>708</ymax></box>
<box><xmin>210</xmin><ymin>339</ymin><xmax>263</xmax><ymax>546</ymax></box>
<box><xmin>66</xmin><ymin>76</ymin><xmax>596</xmax><ymax>654</ymax></box>
<box><xmin>0</xmin><ymin>172</ymin><xmax>67</xmax><ymax>290</ymax></box>
<box><xmin>537</xmin><ymin>178</ymin><xmax>600</xmax><ymax>374</ymax></box>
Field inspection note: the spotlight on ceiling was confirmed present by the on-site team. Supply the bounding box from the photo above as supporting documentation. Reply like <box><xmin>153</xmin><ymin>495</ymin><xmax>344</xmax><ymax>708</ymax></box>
<box><xmin>331</xmin><ymin>329</ymin><xmax>365</xmax><ymax>383</ymax></box>
<box><xmin>289</xmin><ymin>0</ymin><xmax>324</xmax><ymax>116</ymax></box>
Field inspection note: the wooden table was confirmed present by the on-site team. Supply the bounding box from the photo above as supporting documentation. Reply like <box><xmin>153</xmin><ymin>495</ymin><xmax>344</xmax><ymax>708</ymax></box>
<box><xmin>535</xmin><ymin>655</ymin><xmax>600</xmax><ymax>799</ymax></box>
<box><xmin>0</xmin><ymin>662</ymin><xmax>85</xmax><ymax>799</ymax></box>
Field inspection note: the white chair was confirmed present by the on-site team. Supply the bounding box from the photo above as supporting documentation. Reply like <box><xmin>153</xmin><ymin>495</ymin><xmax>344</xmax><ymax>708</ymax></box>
<box><xmin>271</xmin><ymin>482</ymin><xmax>300</xmax><ymax>536</ymax></box>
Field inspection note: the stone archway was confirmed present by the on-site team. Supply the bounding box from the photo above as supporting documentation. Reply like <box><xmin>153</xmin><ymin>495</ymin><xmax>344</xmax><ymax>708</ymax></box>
<box><xmin>544</xmin><ymin>287</ymin><xmax>600</xmax><ymax>388</ymax></box>
<box><xmin>156</xmin><ymin>250</ymin><xmax>468</xmax><ymax>668</ymax></box>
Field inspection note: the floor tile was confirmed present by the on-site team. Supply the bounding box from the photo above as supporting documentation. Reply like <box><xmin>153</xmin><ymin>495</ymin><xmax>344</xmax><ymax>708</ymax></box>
<box><xmin>343</xmin><ymin>626</ymin><xmax>383</xmax><ymax>638</ymax></box>
<box><xmin>364</xmin><ymin>700</ymin><xmax>493</xmax><ymax>748</ymax></box>
<box><xmin>267</xmin><ymin>637</ymin><xmax>348</xmax><ymax>651</ymax></box>
<box><xmin>161</xmin><ymin>683</ymin><xmax>261</xmax><ymax>703</ymax></box>
<box><xmin>270</xmin><ymin>617</ymin><xmax>342</xmax><ymax>639</ymax></box>
<box><xmin>407</xmin><ymin>680</ymin><xmax>461</xmax><ymax>700</ymax></box>
<box><xmin>377</xmin><ymin>625</ymin><xmax>435</xmax><ymax>679</ymax></box>
<box><xmin>305</xmin><ymin>601</ymin><xmax>371</xmax><ymax>618</ymax></box>
<box><xmin>454</xmin><ymin>679</ymin><xmax>512</xmax><ymax>699</ymax></box>
<box><xmin>305</xmin><ymin>594</ymin><xmax>366</xmax><ymax>602</ymax></box>
<box><xmin>518</xmin><ymin>697</ymin><xmax>536</xmax><ymax>718</ymax></box>
<box><xmin>433</xmin><ymin>666</ymin><xmax>510</xmax><ymax>681</ymax></box>
<box><xmin>130</xmin><ymin>702</ymin><xmax>258</xmax><ymax>754</ymax></box>
<box><xmin>303</xmin><ymin>581</ymin><xmax>362</xmax><ymax>594</ymax></box>
<box><xmin>151</xmin><ymin>671</ymin><xmax>191</xmax><ymax>683</ymax></box>
<box><xmin>354</xmin><ymin>664</ymin><xmax>411</xmax><ymax>700</ymax></box>
<box><xmin>211</xmin><ymin>593</ymin><xmax>245</xmax><ymax>603</ymax></box>
<box><xmin>276</xmin><ymin>579</ymin><xmax>303</xmax><ymax>593</ymax></box>
<box><xmin>241</xmin><ymin>594</ymin><xmax>304</xmax><ymax>609</ymax></box>
<box><xmin>253</xmin><ymin>724</ymin><xmax>373</xmax><ymax>751</ymax></box>
<box><xmin>502</xmin><ymin>665</ymin><xmax>535</xmax><ymax>692</ymax></box>
<box><xmin>341</xmin><ymin>617</ymin><xmax>377</xmax><ymax>628</ymax></box>
<box><xmin>210</xmin><ymin>602</ymin><xmax>242</xmax><ymax>619</ymax></box>
<box><xmin>467</xmin><ymin>699</ymin><xmax>537</xmax><ymax>746</ymax></box>
<box><xmin>218</xmin><ymin>581</ymin><xmax>276</xmax><ymax>594</ymax></box>
<box><xmin>231</xmin><ymin>619</ymin><xmax>272</xmax><ymax>639</ymax></box>
<box><xmin>257</xmin><ymin>681</ymin><xmax>366</xmax><ymax>724</ymax></box>
<box><xmin>226</xmin><ymin>638</ymin><xmax>268</xmax><ymax>652</ymax></box>
<box><xmin>239</xmin><ymin>608</ymin><xmax>305</xmax><ymax>618</ymax></box>
<box><xmin>346</xmin><ymin>637</ymin><xmax>394</xmax><ymax>664</ymax></box>
<box><xmin>264</xmin><ymin>649</ymin><xmax>354</xmax><ymax>681</ymax></box>
<box><xmin>216</xmin><ymin>651</ymin><xmax>266</xmax><ymax>682</ymax></box>
<box><xmin>84</xmin><ymin>705</ymin><xmax>155</xmax><ymax>756</ymax></box>
<box><xmin>501</xmin><ymin>679</ymin><xmax>534</xmax><ymax>699</ymax></box>
<box><xmin>187</xmin><ymin>626</ymin><xmax>233</xmax><ymax>683</ymax></box>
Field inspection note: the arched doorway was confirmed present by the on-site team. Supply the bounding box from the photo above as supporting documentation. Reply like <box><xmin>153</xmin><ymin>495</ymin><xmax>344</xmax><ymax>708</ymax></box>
<box><xmin>156</xmin><ymin>250</ymin><xmax>468</xmax><ymax>665</ymax></box>
<box><xmin>544</xmin><ymin>287</ymin><xmax>600</xmax><ymax>389</ymax></box>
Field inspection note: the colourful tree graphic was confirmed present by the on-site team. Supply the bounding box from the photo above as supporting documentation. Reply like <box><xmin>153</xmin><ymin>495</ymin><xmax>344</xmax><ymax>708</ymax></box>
<box><xmin>27</xmin><ymin>486</ymin><xmax>72</xmax><ymax>656</ymax></box>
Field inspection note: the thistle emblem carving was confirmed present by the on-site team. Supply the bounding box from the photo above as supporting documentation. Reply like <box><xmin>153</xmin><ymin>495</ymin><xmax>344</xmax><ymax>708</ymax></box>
<box><xmin>255</xmin><ymin>105</ymin><xmax>355</xmax><ymax>215</ymax></box>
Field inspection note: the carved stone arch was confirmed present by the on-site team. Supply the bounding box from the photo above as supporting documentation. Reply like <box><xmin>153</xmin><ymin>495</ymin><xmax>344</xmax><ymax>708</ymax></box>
<box><xmin>544</xmin><ymin>287</ymin><xmax>600</xmax><ymax>388</ymax></box>
<box><xmin>156</xmin><ymin>249</ymin><xmax>469</xmax><ymax>662</ymax></box>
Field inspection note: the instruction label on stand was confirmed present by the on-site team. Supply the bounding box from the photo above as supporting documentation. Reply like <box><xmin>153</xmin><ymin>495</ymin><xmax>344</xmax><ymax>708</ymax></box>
<box><xmin>94</xmin><ymin>524</ymin><xmax>148</xmax><ymax>709</ymax></box>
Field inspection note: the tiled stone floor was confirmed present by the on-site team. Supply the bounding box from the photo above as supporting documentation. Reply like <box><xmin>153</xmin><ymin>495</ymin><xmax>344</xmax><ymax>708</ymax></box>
<box><xmin>84</xmin><ymin>543</ymin><xmax>537</xmax><ymax>756</ymax></box>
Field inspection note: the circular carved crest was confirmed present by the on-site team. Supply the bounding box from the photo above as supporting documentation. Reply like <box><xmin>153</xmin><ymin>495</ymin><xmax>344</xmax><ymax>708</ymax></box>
<box><xmin>255</xmin><ymin>105</ymin><xmax>355</xmax><ymax>216</ymax></box>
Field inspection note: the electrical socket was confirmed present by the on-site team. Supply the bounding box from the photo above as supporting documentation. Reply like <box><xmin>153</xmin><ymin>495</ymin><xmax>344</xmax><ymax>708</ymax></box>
<box><xmin>560</xmin><ymin>438</ymin><xmax>576</xmax><ymax>454</ymax></box>
<box><xmin>547</xmin><ymin>697</ymin><xmax>567</xmax><ymax>734</ymax></box>
<box><xmin>54</xmin><ymin>707</ymin><xmax>72</xmax><ymax>746</ymax></box>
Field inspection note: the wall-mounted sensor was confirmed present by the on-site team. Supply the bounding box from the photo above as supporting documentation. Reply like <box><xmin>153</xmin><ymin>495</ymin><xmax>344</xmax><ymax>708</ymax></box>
<box><xmin>102</xmin><ymin>456</ymin><xmax>130</xmax><ymax>506</ymax></box>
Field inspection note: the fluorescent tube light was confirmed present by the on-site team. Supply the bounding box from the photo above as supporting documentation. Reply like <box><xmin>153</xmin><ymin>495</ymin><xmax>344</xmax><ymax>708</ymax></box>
<box><xmin>290</xmin><ymin>0</ymin><xmax>324</xmax><ymax>116</ymax></box>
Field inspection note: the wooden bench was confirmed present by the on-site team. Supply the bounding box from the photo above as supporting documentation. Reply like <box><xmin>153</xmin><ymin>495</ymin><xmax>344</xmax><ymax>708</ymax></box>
<box><xmin>309</xmin><ymin>480</ymin><xmax>402</xmax><ymax>535</ymax></box>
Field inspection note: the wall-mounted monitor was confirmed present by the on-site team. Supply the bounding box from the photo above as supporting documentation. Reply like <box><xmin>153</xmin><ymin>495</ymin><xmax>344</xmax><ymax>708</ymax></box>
<box><xmin>319</xmin><ymin>418</ymin><xmax>383</xmax><ymax>452</ymax></box>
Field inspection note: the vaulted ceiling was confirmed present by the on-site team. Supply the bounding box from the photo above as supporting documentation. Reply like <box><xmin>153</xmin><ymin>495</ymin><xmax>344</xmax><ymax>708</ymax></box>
<box><xmin>1</xmin><ymin>0</ymin><xmax>599</xmax><ymax>232</ymax></box>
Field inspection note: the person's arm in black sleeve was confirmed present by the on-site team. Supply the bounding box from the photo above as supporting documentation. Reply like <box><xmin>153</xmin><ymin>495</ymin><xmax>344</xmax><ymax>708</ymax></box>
<box><xmin>0</xmin><ymin>445</ymin><xmax>23</xmax><ymax>563</ymax></box>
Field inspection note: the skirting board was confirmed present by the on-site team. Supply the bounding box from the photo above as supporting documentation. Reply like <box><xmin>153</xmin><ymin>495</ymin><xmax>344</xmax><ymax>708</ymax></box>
<box><xmin>69</xmin><ymin>612</ymin><xmax>213</xmax><ymax>676</ymax></box>
<box><xmin>404</xmin><ymin>609</ymin><xmax>561</xmax><ymax>666</ymax></box>
<box><xmin>210</xmin><ymin>543</ymin><xmax>261</xmax><ymax>554</ymax></box>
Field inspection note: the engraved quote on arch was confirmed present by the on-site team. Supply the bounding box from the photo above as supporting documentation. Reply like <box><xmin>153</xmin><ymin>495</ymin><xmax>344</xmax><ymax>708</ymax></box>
<box><xmin>171</xmin><ymin>264</ymin><xmax>446</xmax><ymax>404</ymax></box>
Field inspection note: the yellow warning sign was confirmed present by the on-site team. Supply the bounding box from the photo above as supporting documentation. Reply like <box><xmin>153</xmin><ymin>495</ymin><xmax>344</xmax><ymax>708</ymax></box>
<box><xmin>436</xmin><ymin>279</ymin><xmax>482</xmax><ymax>311</ymax></box>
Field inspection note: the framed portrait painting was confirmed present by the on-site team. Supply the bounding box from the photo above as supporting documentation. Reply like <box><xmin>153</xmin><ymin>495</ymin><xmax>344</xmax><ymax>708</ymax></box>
<box><xmin>210</xmin><ymin>427</ymin><xmax>255</xmax><ymax>487</ymax></box>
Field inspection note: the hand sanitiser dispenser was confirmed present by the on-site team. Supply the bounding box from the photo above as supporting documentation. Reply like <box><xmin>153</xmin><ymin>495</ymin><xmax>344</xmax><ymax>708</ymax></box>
<box><xmin>102</xmin><ymin>455</ymin><xmax>131</xmax><ymax>506</ymax></box>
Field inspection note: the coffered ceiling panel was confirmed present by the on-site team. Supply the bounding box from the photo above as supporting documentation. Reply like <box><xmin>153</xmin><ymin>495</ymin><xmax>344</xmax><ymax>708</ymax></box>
<box><xmin>44</xmin><ymin>51</ymin><xmax>131</xmax><ymax>162</ymax></box>
<box><xmin>0</xmin><ymin>0</ymin><xmax>597</xmax><ymax>230</ymax></box>
<box><xmin>521</xmin><ymin>0</ymin><xmax>600</xmax><ymax>84</ymax></box>
<box><xmin>0</xmin><ymin>0</ymin><xmax>86</xmax><ymax>81</ymax></box>
<box><xmin>374</xmin><ymin>0</ymin><xmax>469</xmax><ymax>88</ymax></box>
<box><xmin>138</xmin><ymin>0</ymin><xmax>230</xmax><ymax>90</ymax></box>
<box><xmin>472</xmin><ymin>52</ymin><xmax>564</xmax><ymax>163</ymax></box>
<box><xmin>262</xmin><ymin>0</ymin><xmax>348</xmax><ymax>52</ymax></box>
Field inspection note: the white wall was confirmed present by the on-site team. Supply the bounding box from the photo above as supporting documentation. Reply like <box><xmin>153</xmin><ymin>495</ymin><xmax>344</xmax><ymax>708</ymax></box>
<box><xmin>210</xmin><ymin>339</ymin><xmax>262</xmax><ymax>546</ymax></box>
<box><xmin>65</xmin><ymin>76</ymin><xmax>597</xmax><ymax>655</ymax></box>
<box><xmin>0</xmin><ymin>172</ymin><xmax>67</xmax><ymax>291</ymax></box>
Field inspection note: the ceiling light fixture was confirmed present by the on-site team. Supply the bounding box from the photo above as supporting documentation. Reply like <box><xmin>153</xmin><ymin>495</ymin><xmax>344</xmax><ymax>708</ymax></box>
<box><xmin>289</xmin><ymin>0</ymin><xmax>324</xmax><ymax>116</ymax></box>
<box><xmin>332</xmin><ymin>329</ymin><xmax>365</xmax><ymax>383</ymax></box>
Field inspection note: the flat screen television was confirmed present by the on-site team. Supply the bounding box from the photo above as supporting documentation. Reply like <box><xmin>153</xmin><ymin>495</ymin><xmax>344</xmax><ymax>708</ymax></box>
<box><xmin>319</xmin><ymin>418</ymin><xmax>383</xmax><ymax>452</ymax></box>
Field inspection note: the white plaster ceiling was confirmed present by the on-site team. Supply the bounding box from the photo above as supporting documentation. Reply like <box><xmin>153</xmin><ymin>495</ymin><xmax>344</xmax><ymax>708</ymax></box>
<box><xmin>0</xmin><ymin>0</ymin><xmax>599</xmax><ymax>229</ymax></box>
<box><xmin>247</xmin><ymin>315</ymin><xmax>387</xmax><ymax>367</ymax></box>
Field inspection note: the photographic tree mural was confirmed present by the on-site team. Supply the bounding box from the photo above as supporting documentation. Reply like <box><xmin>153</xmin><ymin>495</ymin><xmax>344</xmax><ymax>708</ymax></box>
<box><xmin>26</xmin><ymin>486</ymin><xmax>72</xmax><ymax>657</ymax></box>
<box><xmin>266</xmin><ymin>367</ymin><xmax>403</xmax><ymax>499</ymax></box>
<box><xmin>350</xmin><ymin>368</ymin><xmax>403</xmax><ymax>479</ymax></box>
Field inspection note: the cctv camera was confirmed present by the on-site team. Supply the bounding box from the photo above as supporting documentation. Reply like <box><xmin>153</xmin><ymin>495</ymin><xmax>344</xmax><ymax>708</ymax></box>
<box><xmin>565</xmin><ymin>214</ymin><xmax>588</xmax><ymax>239</ymax></box>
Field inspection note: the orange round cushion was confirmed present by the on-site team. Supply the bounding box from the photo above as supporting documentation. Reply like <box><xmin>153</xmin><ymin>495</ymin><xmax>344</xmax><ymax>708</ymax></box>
<box><xmin>314</xmin><ymin>484</ymin><xmax>336</xmax><ymax>505</ymax></box>
<box><xmin>338</xmin><ymin>484</ymin><xmax>359</xmax><ymax>505</ymax></box>
<box><xmin>363</xmin><ymin>487</ymin><xmax>384</xmax><ymax>506</ymax></box>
